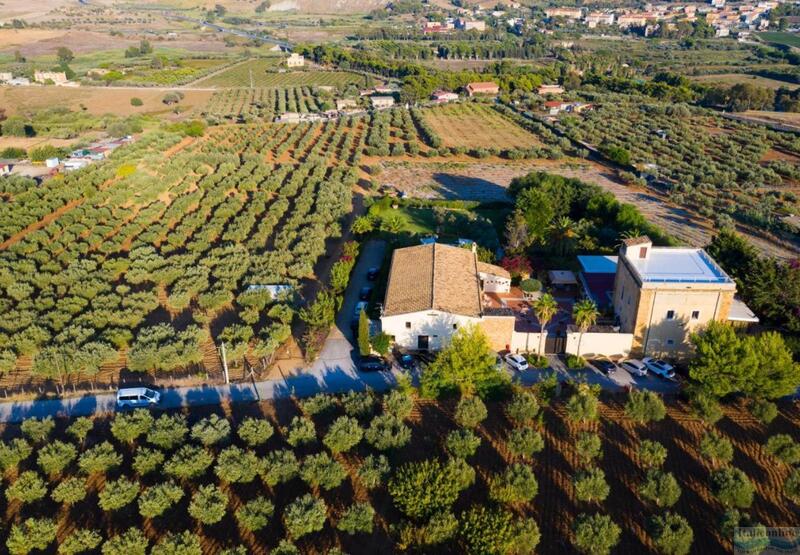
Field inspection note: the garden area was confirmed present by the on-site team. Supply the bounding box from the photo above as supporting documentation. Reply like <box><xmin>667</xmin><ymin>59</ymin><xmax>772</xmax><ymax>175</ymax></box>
<box><xmin>192</xmin><ymin>59</ymin><xmax>369</xmax><ymax>89</ymax></box>
<box><xmin>201</xmin><ymin>87</ymin><xmax>330</xmax><ymax>123</ymax></box>
<box><xmin>0</xmin><ymin>371</ymin><xmax>797</xmax><ymax>554</ymax></box>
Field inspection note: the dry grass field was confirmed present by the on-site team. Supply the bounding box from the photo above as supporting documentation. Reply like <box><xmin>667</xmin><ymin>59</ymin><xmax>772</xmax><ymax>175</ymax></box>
<box><xmin>690</xmin><ymin>73</ymin><xmax>800</xmax><ymax>90</ymax></box>
<box><xmin>422</xmin><ymin>103</ymin><xmax>543</xmax><ymax>150</ymax></box>
<box><xmin>0</xmin><ymin>86</ymin><xmax>213</xmax><ymax>117</ymax></box>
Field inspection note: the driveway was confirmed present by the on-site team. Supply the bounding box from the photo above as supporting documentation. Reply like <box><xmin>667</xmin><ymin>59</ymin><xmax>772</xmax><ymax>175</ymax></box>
<box><xmin>309</xmin><ymin>239</ymin><xmax>386</xmax><ymax>374</ymax></box>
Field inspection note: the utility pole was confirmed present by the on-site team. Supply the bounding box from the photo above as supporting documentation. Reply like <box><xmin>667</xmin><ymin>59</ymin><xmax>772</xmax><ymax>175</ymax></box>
<box><xmin>220</xmin><ymin>342</ymin><xmax>230</xmax><ymax>385</ymax></box>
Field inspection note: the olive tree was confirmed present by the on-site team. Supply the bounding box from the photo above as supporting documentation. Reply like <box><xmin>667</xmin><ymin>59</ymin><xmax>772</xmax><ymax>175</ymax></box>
<box><xmin>700</xmin><ymin>431</ymin><xmax>734</xmax><ymax>467</ymax></box>
<box><xmin>58</xmin><ymin>529</ymin><xmax>102</xmax><ymax>555</ymax></box>
<box><xmin>765</xmin><ymin>434</ymin><xmax>800</xmax><ymax>465</ymax></box>
<box><xmin>51</xmin><ymin>477</ymin><xmax>87</xmax><ymax>506</ymax></box>
<box><xmin>336</xmin><ymin>502</ymin><xmax>375</xmax><ymax>535</ymax></box>
<box><xmin>237</xmin><ymin>417</ymin><xmax>274</xmax><ymax>447</ymax></box>
<box><xmin>147</xmin><ymin>414</ymin><xmax>188</xmax><ymax>450</ymax></box>
<box><xmin>98</xmin><ymin>476</ymin><xmax>139</xmax><ymax>511</ymax></box>
<box><xmin>6</xmin><ymin>518</ymin><xmax>57</xmax><ymax>555</ymax></box>
<box><xmin>37</xmin><ymin>441</ymin><xmax>77</xmax><ymax>478</ymax></box>
<box><xmin>356</xmin><ymin>454</ymin><xmax>390</xmax><ymax>489</ymax></box>
<box><xmin>505</xmin><ymin>389</ymin><xmax>540</xmax><ymax>425</ymax></box>
<box><xmin>20</xmin><ymin>417</ymin><xmax>55</xmax><ymax>444</ymax></box>
<box><xmin>151</xmin><ymin>531</ymin><xmax>201</xmax><ymax>555</ymax></box>
<box><xmin>6</xmin><ymin>471</ymin><xmax>48</xmax><ymax>504</ymax></box>
<box><xmin>365</xmin><ymin>414</ymin><xmax>411</xmax><ymax>451</ymax></box>
<box><xmin>323</xmin><ymin>416</ymin><xmax>363</xmax><ymax>454</ymax></box>
<box><xmin>489</xmin><ymin>463</ymin><xmax>539</xmax><ymax>505</ymax></box>
<box><xmin>507</xmin><ymin>427</ymin><xmax>544</xmax><ymax>460</ymax></box>
<box><xmin>572</xmin><ymin>513</ymin><xmax>621</xmax><ymax>555</ymax></box>
<box><xmin>625</xmin><ymin>390</ymin><xmax>666</xmax><ymax>425</ymax></box>
<box><xmin>639</xmin><ymin>440</ymin><xmax>668</xmax><ymax>469</ymax></box>
<box><xmin>573</xmin><ymin>467</ymin><xmax>610</xmax><ymax>504</ymax></box>
<box><xmin>651</xmin><ymin>512</ymin><xmax>694</xmax><ymax>555</ymax></box>
<box><xmin>261</xmin><ymin>449</ymin><xmax>300</xmax><ymax>487</ymax></box>
<box><xmin>111</xmin><ymin>410</ymin><xmax>154</xmax><ymax>444</ymax></box>
<box><xmin>285</xmin><ymin>416</ymin><xmax>317</xmax><ymax>448</ymax></box>
<box><xmin>132</xmin><ymin>447</ymin><xmax>164</xmax><ymax>476</ymax></box>
<box><xmin>445</xmin><ymin>429</ymin><xmax>481</xmax><ymax>459</ymax></box>
<box><xmin>639</xmin><ymin>470</ymin><xmax>682</xmax><ymax>508</ymax></box>
<box><xmin>283</xmin><ymin>494</ymin><xmax>327</xmax><ymax>539</ymax></box>
<box><xmin>101</xmin><ymin>528</ymin><xmax>148</xmax><ymax>555</ymax></box>
<box><xmin>215</xmin><ymin>446</ymin><xmax>260</xmax><ymax>483</ymax></box>
<box><xmin>164</xmin><ymin>445</ymin><xmax>213</xmax><ymax>481</ymax></box>
<box><xmin>300</xmin><ymin>452</ymin><xmax>348</xmax><ymax>491</ymax></box>
<box><xmin>138</xmin><ymin>482</ymin><xmax>184</xmax><ymax>518</ymax></box>
<box><xmin>236</xmin><ymin>496</ymin><xmax>275</xmax><ymax>532</ymax></box>
<box><xmin>190</xmin><ymin>414</ymin><xmax>231</xmax><ymax>446</ymax></box>
<box><xmin>711</xmin><ymin>467</ymin><xmax>755</xmax><ymax>509</ymax></box>
<box><xmin>454</xmin><ymin>396</ymin><xmax>488</xmax><ymax>429</ymax></box>
<box><xmin>188</xmin><ymin>484</ymin><xmax>228</xmax><ymax>525</ymax></box>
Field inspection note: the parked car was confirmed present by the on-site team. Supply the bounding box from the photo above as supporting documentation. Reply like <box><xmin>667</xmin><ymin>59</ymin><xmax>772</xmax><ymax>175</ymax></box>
<box><xmin>353</xmin><ymin>301</ymin><xmax>368</xmax><ymax>318</ymax></box>
<box><xmin>395</xmin><ymin>353</ymin><xmax>417</xmax><ymax>371</ymax></box>
<box><xmin>359</xmin><ymin>286</ymin><xmax>373</xmax><ymax>301</ymax></box>
<box><xmin>589</xmin><ymin>359</ymin><xmax>617</xmax><ymax>375</ymax></box>
<box><xmin>505</xmin><ymin>353</ymin><xmax>529</xmax><ymax>371</ymax></box>
<box><xmin>366</xmin><ymin>267</ymin><xmax>379</xmax><ymax>281</ymax></box>
<box><xmin>642</xmin><ymin>357</ymin><xmax>676</xmax><ymax>379</ymax></box>
<box><xmin>359</xmin><ymin>355</ymin><xmax>390</xmax><ymax>372</ymax></box>
<box><xmin>116</xmin><ymin>387</ymin><xmax>160</xmax><ymax>409</ymax></box>
<box><xmin>620</xmin><ymin>359</ymin><xmax>648</xmax><ymax>377</ymax></box>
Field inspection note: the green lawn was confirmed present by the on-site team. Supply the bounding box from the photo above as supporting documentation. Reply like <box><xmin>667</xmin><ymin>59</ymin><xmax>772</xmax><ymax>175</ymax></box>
<box><xmin>758</xmin><ymin>32</ymin><xmax>800</xmax><ymax>48</ymax></box>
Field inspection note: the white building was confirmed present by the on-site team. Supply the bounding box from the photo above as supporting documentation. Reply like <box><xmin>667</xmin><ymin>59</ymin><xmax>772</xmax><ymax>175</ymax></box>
<box><xmin>380</xmin><ymin>243</ymin><xmax>513</xmax><ymax>351</ymax></box>
<box><xmin>0</xmin><ymin>72</ymin><xmax>12</xmax><ymax>83</ymax></box>
<box><xmin>34</xmin><ymin>71</ymin><xmax>68</xmax><ymax>84</ymax></box>
<box><xmin>286</xmin><ymin>53</ymin><xmax>304</xmax><ymax>68</ymax></box>
<box><xmin>370</xmin><ymin>96</ymin><xmax>395</xmax><ymax>110</ymax></box>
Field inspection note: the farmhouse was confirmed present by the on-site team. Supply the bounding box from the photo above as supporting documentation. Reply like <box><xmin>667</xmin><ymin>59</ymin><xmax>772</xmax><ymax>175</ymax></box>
<box><xmin>371</xmin><ymin>96</ymin><xmax>395</xmax><ymax>109</ymax></box>
<box><xmin>431</xmin><ymin>90</ymin><xmax>459</xmax><ymax>103</ymax></box>
<box><xmin>286</xmin><ymin>53</ymin><xmax>305</xmax><ymax>68</ymax></box>
<box><xmin>610</xmin><ymin>236</ymin><xmax>756</xmax><ymax>357</ymax></box>
<box><xmin>336</xmin><ymin>99</ymin><xmax>358</xmax><ymax>110</ymax></box>
<box><xmin>538</xmin><ymin>84</ymin><xmax>565</xmax><ymax>96</ymax></box>
<box><xmin>34</xmin><ymin>71</ymin><xmax>68</xmax><ymax>84</ymax></box>
<box><xmin>381</xmin><ymin>243</ymin><xmax>514</xmax><ymax>351</ymax></box>
<box><xmin>465</xmin><ymin>81</ymin><xmax>500</xmax><ymax>97</ymax></box>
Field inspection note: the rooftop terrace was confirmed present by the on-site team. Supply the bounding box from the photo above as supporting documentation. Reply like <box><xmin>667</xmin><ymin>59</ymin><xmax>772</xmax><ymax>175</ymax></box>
<box><xmin>629</xmin><ymin>248</ymin><xmax>733</xmax><ymax>284</ymax></box>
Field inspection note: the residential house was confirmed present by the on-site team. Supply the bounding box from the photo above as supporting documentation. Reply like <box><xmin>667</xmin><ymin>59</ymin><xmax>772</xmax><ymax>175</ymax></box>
<box><xmin>371</xmin><ymin>96</ymin><xmax>395</xmax><ymax>109</ymax></box>
<box><xmin>336</xmin><ymin>99</ymin><xmax>358</xmax><ymax>110</ymax></box>
<box><xmin>538</xmin><ymin>84</ymin><xmax>564</xmax><ymax>96</ymax></box>
<box><xmin>380</xmin><ymin>243</ymin><xmax>514</xmax><ymax>351</ymax></box>
<box><xmin>545</xmin><ymin>7</ymin><xmax>583</xmax><ymax>19</ymax></box>
<box><xmin>458</xmin><ymin>18</ymin><xmax>487</xmax><ymax>31</ymax></box>
<box><xmin>617</xmin><ymin>14</ymin><xmax>648</xmax><ymax>27</ymax></box>
<box><xmin>585</xmin><ymin>12</ymin><xmax>615</xmax><ymax>27</ymax></box>
<box><xmin>286</xmin><ymin>53</ymin><xmax>304</xmax><ymax>68</ymax></box>
<box><xmin>431</xmin><ymin>90</ymin><xmax>459</xmax><ymax>103</ymax></box>
<box><xmin>611</xmin><ymin>236</ymin><xmax>756</xmax><ymax>357</ymax></box>
<box><xmin>466</xmin><ymin>81</ymin><xmax>499</xmax><ymax>96</ymax></box>
<box><xmin>34</xmin><ymin>71</ymin><xmax>68</xmax><ymax>84</ymax></box>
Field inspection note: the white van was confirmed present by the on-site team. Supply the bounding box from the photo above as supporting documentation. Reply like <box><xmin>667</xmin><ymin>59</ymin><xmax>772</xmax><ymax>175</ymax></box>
<box><xmin>116</xmin><ymin>387</ymin><xmax>161</xmax><ymax>409</ymax></box>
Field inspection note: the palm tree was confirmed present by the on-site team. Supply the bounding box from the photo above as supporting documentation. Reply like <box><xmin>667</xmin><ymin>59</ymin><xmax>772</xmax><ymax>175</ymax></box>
<box><xmin>548</xmin><ymin>216</ymin><xmax>576</xmax><ymax>257</ymax></box>
<box><xmin>572</xmin><ymin>299</ymin><xmax>599</xmax><ymax>358</ymax></box>
<box><xmin>532</xmin><ymin>293</ymin><xmax>558</xmax><ymax>356</ymax></box>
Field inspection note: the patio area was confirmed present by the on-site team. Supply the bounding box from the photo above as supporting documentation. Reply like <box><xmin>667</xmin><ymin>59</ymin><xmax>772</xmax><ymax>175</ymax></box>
<box><xmin>482</xmin><ymin>287</ymin><xmax>576</xmax><ymax>333</ymax></box>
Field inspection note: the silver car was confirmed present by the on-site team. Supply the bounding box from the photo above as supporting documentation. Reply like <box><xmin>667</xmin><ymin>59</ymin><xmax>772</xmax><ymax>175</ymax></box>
<box><xmin>620</xmin><ymin>359</ymin><xmax>648</xmax><ymax>377</ymax></box>
<box><xmin>116</xmin><ymin>387</ymin><xmax>161</xmax><ymax>409</ymax></box>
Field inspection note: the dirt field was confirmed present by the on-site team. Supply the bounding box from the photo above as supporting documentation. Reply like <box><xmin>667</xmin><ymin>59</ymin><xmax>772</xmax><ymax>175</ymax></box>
<box><xmin>0</xmin><ymin>86</ymin><xmax>213</xmax><ymax>117</ymax></box>
<box><xmin>690</xmin><ymin>73</ymin><xmax>800</xmax><ymax>90</ymax></box>
<box><xmin>422</xmin><ymin>103</ymin><xmax>543</xmax><ymax>150</ymax></box>
<box><xmin>738</xmin><ymin>110</ymin><xmax>800</xmax><ymax>131</ymax></box>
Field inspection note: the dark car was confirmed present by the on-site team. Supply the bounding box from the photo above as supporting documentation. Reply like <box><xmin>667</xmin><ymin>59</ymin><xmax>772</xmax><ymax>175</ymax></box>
<box><xmin>366</xmin><ymin>267</ymin><xmax>379</xmax><ymax>281</ymax></box>
<box><xmin>359</xmin><ymin>286</ymin><xmax>373</xmax><ymax>301</ymax></box>
<box><xmin>359</xmin><ymin>355</ymin><xmax>390</xmax><ymax>372</ymax></box>
<box><xmin>396</xmin><ymin>353</ymin><xmax>416</xmax><ymax>370</ymax></box>
<box><xmin>589</xmin><ymin>359</ymin><xmax>617</xmax><ymax>375</ymax></box>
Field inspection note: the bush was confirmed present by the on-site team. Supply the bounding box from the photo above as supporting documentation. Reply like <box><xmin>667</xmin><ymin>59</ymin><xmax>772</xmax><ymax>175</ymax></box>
<box><xmin>261</xmin><ymin>449</ymin><xmax>299</xmax><ymax>486</ymax></box>
<box><xmin>111</xmin><ymin>410</ymin><xmax>154</xmax><ymax>444</ymax></box>
<box><xmin>389</xmin><ymin>459</ymin><xmax>469</xmax><ymax>519</ymax></box>
<box><xmin>237</xmin><ymin>417</ymin><xmax>274</xmax><ymax>447</ymax></box>
<box><xmin>163</xmin><ymin>444</ymin><xmax>213</xmax><ymax>481</ymax></box>
<box><xmin>58</xmin><ymin>529</ymin><xmax>102</xmax><ymax>555</ymax></box>
<box><xmin>507</xmin><ymin>427</ymin><xmax>544</xmax><ymax>459</ymax></box>
<box><xmin>283</xmin><ymin>494</ymin><xmax>327</xmax><ymax>539</ymax></box>
<box><xmin>342</xmin><ymin>391</ymin><xmax>375</xmax><ymax>418</ymax></box>
<box><xmin>79</xmin><ymin>442</ymin><xmax>122</xmax><ymax>475</ymax></box>
<box><xmin>639</xmin><ymin>440</ymin><xmax>668</xmax><ymax>469</ymax></box>
<box><xmin>459</xmin><ymin>506</ymin><xmax>540</xmax><ymax>555</ymax></box>
<box><xmin>357</xmin><ymin>454</ymin><xmax>390</xmax><ymax>489</ymax></box>
<box><xmin>575</xmin><ymin>432</ymin><xmax>603</xmax><ymax>465</ymax></box>
<box><xmin>132</xmin><ymin>447</ymin><xmax>164</xmax><ymax>476</ymax></box>
<box><xmin>300</xmin><ymin>393</ymin><xmax>336</xmax><ymax>415</ymax></box>
<box><xmin>191</xmin><ymin>414</ymin><xmax>231</xmax><ymax>446</ymax></box>
<box><xmin>505</xmin><ymin>390</ymin><xmax>540</xmax><ymax>425</ymax></box>
<box><xmin>489</xmin><ymin>463</ymin><xmax>539</xmax><ymax>505</ymax></box>
<box><xmin>0</xmin><ymin>439</ymin><xmax>32</xmax><ymax>475</ymax></box>
<box><xmin>651</xmin><ymin>512</ymin><xmax>694</xmax><ymax>555</ymax></box>
<box><xmin>51</xmin><ymin>477</ymin><xmax>87</xmax><ymax>506</ymax></box>
<box><xmin>300</xmin><ymin>452</ymin><xmax>348</xmax><ymax>490</ymax></box>
<box><xmin>6</xmin><ymin>518</ymin><xmax>57</xmax><ymax>555</ymax></box>
<box><xmin>151</xmin><ymin>531</ymin><xmax>201</xmax><ymax>555</ymax></box>
<box><xmin>711</xmin><ymin>467</ymin><xmax>755</xmax><ymax>509</ymax></box>
<box><xmin>751</xmin><ymin>399</ymin><xmax>778</xmax><ymax>425</ymax></box>
<box><xmin>566</xmin><ymin>354</ymin><xmax>587</xmax><ymax>369</ymax></box>
<box><xmin>6</xmin><ymin>471</ymin><xmax>47</xmax><ymax>504</ymax></box>
<box><xmin>365</xmin><ymin>414</ymin><xmax>411</xmax><ymax>450</ymax></box>
<box><xmin>138</xmin><ymin>482</ymin><xmax>184</xmax><ymax>518</ymax></box>
<box><xmin>566</xmin><ymin>384</ymin><xmax>599</xmax><ymax>423</ymax></box>
<box><xmin>130</xmin><ymin>97</ymin><xmax>143</xmax><ymax>107</ymax></box>
<box><xmin>625</xmin><ymin>390</ymin><xmax>667</xmax><ymax>424</ymax></box>
<box><xmin>285</xmin><ymin>416</ymin><xmax>317</xmax><ymax>447</ymax></box>
<box><xmin>236</xmin><ymin>496</ymin><xmax>275</xmax><ymax>532</ymax></box>
<box><xmin>100</xmin><ymin>527</ymin><xmax>148</xmax><ymax>555</ymax></box>
<box><xmin>215</xmin><ymin>446</ymin><xmax>260</xmax><ymax>483</ymax></box>
<box><xmin>765</xmin><ymin>434</ymin><xmax>800</xmax><ymax>465</ymax></box>
<box><xmin>690</xmin><ymin>391</ymin><xmax>723</xmax><ymax>425</ymax></box>
<box><xmin>700</xmin><ymin>431</ymin><xmax>734</xmax><ymax>467</ymax></box>
<box><xmin>519</xmin><ymin>278</ymin><xmax>542</xmax><ymax>293</ymax></box>
<box><xmin>573</xmin><ymin>467</ymin><xmax>610</xmax><ymax>504</ymax></box>
<box><xmin>189</xmin><ymin>484</ymin><xmax>228</xmax><ymax>524</ymax></box>
<box><xmin>147</xmin><ymin>414</ymin><xmax>188</xmax><ymax>450</ymax></box>
<box><xmin>445</xmin><ymin>429</ymin><xmax>481</xmax><ymax>459</ymax></box>
<box><xmin>337</xmin><ymin>502</ymin><xmax>375</xmax><ymax>534</ymax></box>
<box><xmin>639</xmin><ymin>469</ymin><xmax>682</xmax><ymax>508</ymax></box>
<box><xmin>323</xmin><ymin>416</ymin><xmax>363</xmax><ymax>453</ymax></box>
<box><xmin>21</xmin><ymin>417</ymin><xmax>55</xmax><ymax>443</ymax></box>
<box><xmin>454</xmin><ymin>396</ymin><xmax>488</xmax><ymax>429</ymax></box>
<box><xmin>383</xmin><ymin>389</ymin><xmax>414</xmax><ymax>420</ymax></box>
<box><xmin>572</xmin><ymin>513</ymin><xmax>621</xmax><ymax>555</ymax></box>
<box><xmin>37</xmin><ymin>440</ymin><xmax>77</xmax><ymax>478</ymax></box>
<box><xmin>98</xmin><ymin>476</ymin><xmax>139</xmax><ymax>511</ymax></box>
<box><xmin>67</xmin><ymin>418</ymin><xmax>93</xmax><ymax>444</ymax></box>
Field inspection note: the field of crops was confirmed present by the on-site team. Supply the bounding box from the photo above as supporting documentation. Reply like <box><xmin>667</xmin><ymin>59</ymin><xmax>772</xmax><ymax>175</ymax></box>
<box><xmin>758</xmin><ymin>32</ymin><xmax>800</xmax><ymax>48</ymax></box>
<box><xmin>0</xmin><ymin>386</ymin><xmax>797</xmax><ymax>554</ymax></box>
<box><xmin>421</xmin><ymin>103</ymin><xmax>544</xmax><ymax>150</ymax></box>
<box><xmin>202</xmin><ymin>87</ymin><xmax>323</xmax><ymax>122</ymax></box>
<box><xmin>192</xmin><ymin>59</ymin><xmax>368</xmax><ymax>89</ymax></box>
<box><xmin>552</xmin><ymin>97</ymin><xmax>800</xmax><ymax>232</ymax></box>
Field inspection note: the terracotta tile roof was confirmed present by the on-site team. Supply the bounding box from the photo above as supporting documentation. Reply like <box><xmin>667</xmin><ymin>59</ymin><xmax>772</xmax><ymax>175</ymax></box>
<box><xmin>476</xmin><ymin>261</ymin><xmax>511</xmax><ymax>279</ymax></box>
<box><xmin>383</xmin><ymin>243</ymin><xmax>483</xmax><ymax>317</ymax></box>
<box><xmin>466</xmin><ymin>81</ymin><xmax>499</xmax><ymax>92</ymax></box>
<box><xmin>622</xmin><ymin>235</ymin><xmax>651</xmax><ymax>246</ymax></box>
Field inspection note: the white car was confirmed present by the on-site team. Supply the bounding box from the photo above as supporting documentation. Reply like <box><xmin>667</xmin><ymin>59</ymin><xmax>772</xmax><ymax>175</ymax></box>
<box><xmin>116</xmin><ymin>387</ymin><xmax>161</xmax><ymax>409</ymax></box>
<box><xmin>505</xmin><ymin>353</ymin><xmax>529</xmax><ymax>371</ymax></box>
<box><xmin>620</xmin><ymin>359</ymin><xmax>648</xmax><ymax>377</ymax></box>
<box><xmin>643</xmin><ymin>357</ymin><xmax>676</xmax><ymax>379</ymax></box>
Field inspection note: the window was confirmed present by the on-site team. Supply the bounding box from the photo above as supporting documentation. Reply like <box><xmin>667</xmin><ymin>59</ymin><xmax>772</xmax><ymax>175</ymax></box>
<box><xmin>405</xmin><ymin>322</ymin><xmax>411</xmax><ymax>329</ymax></box>
<box><xmin>666</xmin><ymin>310</ymin><xmax>675</xmax><ymax>320</ymax></box>
<box><xmin>691</xmin><ymin>310</ymin><xmax>700</xmax><ymax>320</ymax></box>
<box><xmin>666</xmin><ymin>339</ymin><xmax>675</xmax><ymax>346</ymax></box>
<box><xmin>452</xmin><ymin>324</ymin><xmax>458</xmax><ymax>330</ymax></box>
<box><xmin>639</xmin><ymin>246</ymin><xmax>648</xmax><ymax>258</ymax></box>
